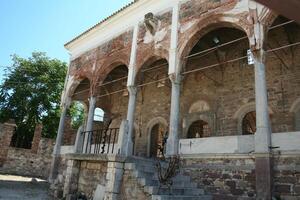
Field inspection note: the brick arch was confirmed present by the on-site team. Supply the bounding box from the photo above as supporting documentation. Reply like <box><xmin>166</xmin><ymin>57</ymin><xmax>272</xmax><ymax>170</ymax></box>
<box><xmin>182</xmin><ymin>113</ymin><xmax>214</xmax><ymax>139</ymax></box>
<box><xmin>145</xmin><ymin>117</ymin><xmax>168</xmax><ymax>157</ymax></box>
<box><xmin>135</xmin><ymin>49</ymin><xmax>169</xmax><ymax>73</ymax></box>
<box><xmin>233</xmin><ymin>103</ymin><xmax>274</xmax><ymax>135</ymax></box>
<box><xmin>260</xmin><ymin>8</ymin><xmax>278</xmax><ymax>30</ymax></box>
<box><xmin>135</xmin><ymin>53</ymin><xmax>169</xmax><ymax>85</ymax></box>
<box><xmin>94</xmin><ymin>56</ymin><xmax>129</xmax><ymax>96</ymax></box>
<box><xmin>178</xmin><ymin>14</ymin><xmax>251</xmax><ymax>71</ymax></box>
<box><xmin>290</xmin><ymin>98</ymin><xmax>300</xmax><ymax>131</ymax></box>
<box><xmin>66</xmin><ymin>76</ymin><xmax>92</xmax><ymax>98</ymax></box>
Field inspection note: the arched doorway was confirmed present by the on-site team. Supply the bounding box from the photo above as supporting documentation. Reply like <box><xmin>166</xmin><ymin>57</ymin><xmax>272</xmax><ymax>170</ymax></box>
<box><xmin>149</xmin><ymin>123</ymin><xmax>167</xmax><ymax>158</ymax></box>
<box><xmin>242</xmin><ymin>111</ymin><xmax>256</xmax><ymax>135</ymax></box>
<box><xmin>187</xmin><ymin>120</ymin><xmax>211</xmax><ymax>138</ymax></box>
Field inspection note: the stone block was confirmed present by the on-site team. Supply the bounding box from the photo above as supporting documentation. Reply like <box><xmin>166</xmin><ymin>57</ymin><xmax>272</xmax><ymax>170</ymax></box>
<box><xmin>275</xmin><ymin>184</ymin><xmax>291</xmax><ymax>193</ymax></box>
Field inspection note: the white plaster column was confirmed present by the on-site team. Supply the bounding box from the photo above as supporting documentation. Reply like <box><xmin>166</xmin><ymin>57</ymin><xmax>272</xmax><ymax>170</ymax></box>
<box><xmin>83</xmin><ymin>95</ymin><xmax>96</xmax><ymax>153</ymax></box>
<box><xmin>166</xmin><ymin>1</ymin><xmax>181</xmax><ymax>156</ymax></box>
<box><xmin>123</xmin><ymin>23</ymin><xmax>139</xmax><ymax>156</ymax></box>
<box><xmin>253</xmin><ymin>49</ymin><xmax>271</xmax><ymax>153</ymax></box>
<box><xmin>166</xmin><ymin>74</ymin><xmax>181</xmax><ymax>156</ymax></box>
<box><xmin>49</xmin><ymin>96</ymin><xmax>71</xmax><ymax>181</ymax></box>
<box><xmin>125</xmin><ymin>86</ymin><xmax>137</xmax><ymax>156</ymax></box>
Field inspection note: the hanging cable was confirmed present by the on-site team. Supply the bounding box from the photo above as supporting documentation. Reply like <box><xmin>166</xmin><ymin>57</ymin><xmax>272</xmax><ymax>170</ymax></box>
<box><xmin>77</xmin><ymin>41</ymin><xmax>300</xmax><ymax>99</ymax></box>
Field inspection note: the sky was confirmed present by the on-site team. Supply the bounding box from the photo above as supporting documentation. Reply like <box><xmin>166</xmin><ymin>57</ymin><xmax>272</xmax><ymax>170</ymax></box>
<box><xmin>0</xmin><ymin>0</ymin><xmax>133</xmax><ymax>81</ymax></box>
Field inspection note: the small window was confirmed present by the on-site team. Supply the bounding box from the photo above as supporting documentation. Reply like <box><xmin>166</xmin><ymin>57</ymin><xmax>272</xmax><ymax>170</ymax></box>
<box><xmin>187</xmin><ymin>120</ymin><xmax>211</xmax><ymax>138</ymax></box>
<box><xmin>242</xmin><ymin>111</ymin><xmax>256</xmax><ymax>135</ymax></box>
<box><xmin>94</xmin><ymin>108</ymin><xmax>105</xmax><ymax>122</ymax></box>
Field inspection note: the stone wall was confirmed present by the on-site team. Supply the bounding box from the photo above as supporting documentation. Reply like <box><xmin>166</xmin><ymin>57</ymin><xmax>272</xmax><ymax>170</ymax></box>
<box><xmin>273</xmin><ymin>153</ymin><xmax>300</xmax><ymax>199</ymax></box>
<box><xmin>77</xmin><ymin>161</ymin><xmax>107</xmax><ymax>198</ymax></box>
<box><xmin>0</xmin><ymin>122</ymin><xmax>55</xmax><ymax>179</ymax></box>
<box><xmin>0</xmin><ymin>138</ymin><xmax>54</xmax><ymax>179</ymax></box>
<box><xmin>181</xmin><ymin>155</ymin><xmax>256</xmax><ymax>199</ymax></box>
<box><xmin>0</xmin><ymin>121</ymin><xmax>16</xmax><ymax>167</ymax></box>
<box><xmin>120</xmin><ymin>168</ymin><xmax>151</xmax><ymax>200</ymax></box>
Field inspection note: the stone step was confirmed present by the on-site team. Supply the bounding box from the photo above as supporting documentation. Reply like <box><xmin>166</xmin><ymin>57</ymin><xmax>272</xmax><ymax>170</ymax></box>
<box><xmin>137</xmin><ymin>178</ymin><xmax>198</xmax><ymax>188</ymax></box>
<box><xmin>151</xmin><ymin>195</ymin><xmax>213</xmax><ymax>200</ymax></box>
<box><xmin>144</xmin><ymin>186</ymin><xmax>204</xmax><ymax>195</ymax></box>
<box><xmin>133</xmin><ymin>170</ymin><xmax>190</xmax><ymax>182</ymax></box>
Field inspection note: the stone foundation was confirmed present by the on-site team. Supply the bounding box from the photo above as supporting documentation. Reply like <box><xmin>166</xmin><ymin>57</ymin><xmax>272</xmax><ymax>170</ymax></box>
<box><xmin>181</xmin><ymin>155</ymin><xmax>256</xmax><ymax>199</ymax></box>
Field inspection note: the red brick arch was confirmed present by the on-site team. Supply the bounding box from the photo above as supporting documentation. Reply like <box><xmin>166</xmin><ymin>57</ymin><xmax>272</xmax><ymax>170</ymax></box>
<box><xmin>135</xmin><ymin>53</ymin><xmax>169</xmax><ymax>85</ymax></box>
<box><xmin>67</xmin><ymin>76</ymin><xmax>92</xmax><ymax>98</ymax></box>
<box><xmin>93</xmin><ymin>56</ymin><xmax>129</xmax><ymax>96</ymax></box>
<box><xmin>135</xmin><ymin>48</ymin><xmax>169</xmax><ymax>73</ymax></box>
<box><xmin>178</xmin><ymin>13</ymin><xmax>252</xmax><ymax>71</ymax></box>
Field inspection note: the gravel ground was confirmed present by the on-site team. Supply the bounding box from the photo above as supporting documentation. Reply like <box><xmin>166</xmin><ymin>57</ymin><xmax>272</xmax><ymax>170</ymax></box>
<box><xmin>0</xmin><ymin>174</ymin><xmax>52</xmax><ymax>200</ymax></box>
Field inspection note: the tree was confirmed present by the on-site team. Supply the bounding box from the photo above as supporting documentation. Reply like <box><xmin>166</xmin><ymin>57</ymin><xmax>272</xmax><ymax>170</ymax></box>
<box><xmin>0</xmin><ymin>52</ymin><xmax>67</xmax><ymax>148</ymax></box>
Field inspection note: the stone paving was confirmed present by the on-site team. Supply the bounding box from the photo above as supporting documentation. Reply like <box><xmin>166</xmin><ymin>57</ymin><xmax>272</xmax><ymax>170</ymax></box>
<box><xmin>0</xmin><ymin>174</ymin><xmax>51</xmax><ymax>200</ymax></box>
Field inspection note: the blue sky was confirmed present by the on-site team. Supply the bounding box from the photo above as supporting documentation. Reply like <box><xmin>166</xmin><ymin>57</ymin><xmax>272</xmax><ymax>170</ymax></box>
<box><xmin>0</xmin><ymin>0</ymin><xmax>133</xmax><ymax>81</ymax></box>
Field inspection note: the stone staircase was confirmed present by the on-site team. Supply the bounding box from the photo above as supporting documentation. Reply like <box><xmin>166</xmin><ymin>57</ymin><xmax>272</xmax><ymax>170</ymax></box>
<box><xmin>125</xmin><ymin>157</ymin><xmax>212</xmax><ymax>200</ymax></box>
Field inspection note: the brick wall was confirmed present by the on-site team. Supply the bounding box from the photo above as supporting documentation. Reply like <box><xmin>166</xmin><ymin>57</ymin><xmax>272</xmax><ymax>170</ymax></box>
<box><xmin>181</xmin><ymin>156</ymin><xmax>256</xmax><ymax>199</ymax></box>
<box><xmin>273</xmin><ymin>154</ymin><xmax>300</xmax><ymax>199</ymax></box>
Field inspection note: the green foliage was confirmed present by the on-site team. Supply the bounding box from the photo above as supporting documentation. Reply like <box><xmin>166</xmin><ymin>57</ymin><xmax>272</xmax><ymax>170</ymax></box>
<box><xmin>69</xmin><ymin>101</ymin><xmax>85</xmax><ymax>130</ymax></box>
<box><xmin>0</xmin><ymin>52</ymin><xmax>67</xmax><ymax>142</ymax></box>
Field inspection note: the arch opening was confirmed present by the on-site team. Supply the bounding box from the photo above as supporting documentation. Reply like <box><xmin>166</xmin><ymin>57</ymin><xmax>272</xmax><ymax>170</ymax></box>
<box><xmin>149</xmin><ymin>123</ymin><xmax>168</xmax><ymax>158</ymax></box>
<box><xmin>242</xmin><ymin>111</ymin><xmax>256</xmax><ymax>135</ymax></box>
<box><xmin>187</xmin><ymin>120</ymin><xmax>211</xmax><ymax>138</ymax></box>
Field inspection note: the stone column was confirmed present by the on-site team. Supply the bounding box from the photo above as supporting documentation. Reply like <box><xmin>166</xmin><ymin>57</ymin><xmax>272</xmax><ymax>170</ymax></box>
<box><xmin>63</xmin><ymin>159</ymin><xmax>80</xmax><ymax>199</ymax></box>
<box><xmin>166</xmin><ymin>74</ymin><xmax>181</xmax><ymax>156</ymax></box>
<box><xmin>0</xmin><ymin>120</ymin><xmax>16</xmax><ymax>167</ymax></box>
<box><xmin>83</xmin><ymin>96</ymin><xmax>96</xmax><ymax>153</ymax></box>
<box><xmin>104</xmin><ymin>160</ymin><xmax>125</xmax><ymax>200</ymax></box>
<box><xmin>31</xmin><ymin>124</ymin><xmax>42</xmax><ymax>154</ymax></box>
<box><xmin>49</xmin><ymin>97</ymin><xmax>71</xmax><ymax>182</ymax></box>
<box><xmin>74</xmin><ymin>125</ymin><xmax>84</xmax><ymax>153</ymax></box>
<box><xmin>253</xmin><ymin>49</ymin><xmax>272</xmax><ymax>200</ymax></box>
<box><xmin>125</xmin><ymin>86</ymin><xmax>137</xmax><ymax>156</ymax></box>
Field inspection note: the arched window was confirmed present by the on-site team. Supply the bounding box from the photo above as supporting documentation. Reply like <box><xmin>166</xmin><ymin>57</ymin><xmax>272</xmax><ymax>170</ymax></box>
<box><xmin>187</xmin><ymin>120</ymin><xmax>211</xmax><ymax>138</ymax></box>
<box><xmin>242</xmin><ymin>111</ymin><xmax>256</xmax><ymax>135</ymax></box>
<box><xmin>94</xmin><ymin>108</ymin><xmax>104</xmax><ymax>122</ymax></box>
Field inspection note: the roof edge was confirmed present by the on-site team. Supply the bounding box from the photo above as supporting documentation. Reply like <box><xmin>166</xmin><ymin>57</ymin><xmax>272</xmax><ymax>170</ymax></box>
<box><xmin>64</xmin><ymin>0</ymin><xmax>138</xmax><ymax>48</ymax></box>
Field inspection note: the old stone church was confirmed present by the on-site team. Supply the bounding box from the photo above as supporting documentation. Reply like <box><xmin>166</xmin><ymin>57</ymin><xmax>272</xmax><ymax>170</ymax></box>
<box><xmin>49</xmin><ymin>0</ymin><xmax>300</xmax><ymax>199</ymax></box>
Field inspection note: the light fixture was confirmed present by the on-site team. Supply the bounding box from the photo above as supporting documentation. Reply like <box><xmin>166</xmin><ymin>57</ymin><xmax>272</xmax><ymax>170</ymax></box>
<box><xmin>213</xmin><ymin>37</ymin><xmax>220</xmax><ymax>44</ymax></box>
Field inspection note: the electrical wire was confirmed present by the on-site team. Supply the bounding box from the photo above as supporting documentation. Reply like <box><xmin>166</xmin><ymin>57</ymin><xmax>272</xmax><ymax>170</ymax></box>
<box><xmin>77</xmin><ymin>41</ymin><xmax>300</xmax><ymax>99</ymax></box>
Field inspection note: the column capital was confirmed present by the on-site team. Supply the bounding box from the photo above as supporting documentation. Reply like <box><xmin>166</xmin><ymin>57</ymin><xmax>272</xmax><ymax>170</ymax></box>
<box><xmin>169</xmin><ymin>73</ymin><xmax>182</xmax><ymax>85</ymax></box>
<box><xmin>127</xmin><ymin>86</ymin><xmax>137</xmax><ymax>96</ymax></box>
<box><xmin>251</xmin><ymin>48</ymin><xmax>266</xmax><ymax>62</ymax></box>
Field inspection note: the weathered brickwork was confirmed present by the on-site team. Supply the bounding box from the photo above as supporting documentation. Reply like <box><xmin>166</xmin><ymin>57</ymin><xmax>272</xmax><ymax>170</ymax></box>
<box><xmin>0</xmin><ymin>121</ymin><xmax>15</xmax><ymax>166</ymax></box>
<box><xmin>58</xmin><ymin>0</ymin><xmax>300</xmax><ymax>199</ymax></box>
<box><xmin>182</xmin><ymin>156</ymin><xmax>256</xmax><ymax>199</ymax></box>
<box><xmin>273</xmin><ymin>154</ymin><xmax>300</xmax><ymax>199</ymax></box>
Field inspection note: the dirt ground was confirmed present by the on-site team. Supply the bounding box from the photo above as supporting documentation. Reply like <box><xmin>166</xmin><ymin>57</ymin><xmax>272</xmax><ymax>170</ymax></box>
<box><xmin>0</xmin><ymin>174</ymin><xmax>51</xmax><ymax>200</ymax></box>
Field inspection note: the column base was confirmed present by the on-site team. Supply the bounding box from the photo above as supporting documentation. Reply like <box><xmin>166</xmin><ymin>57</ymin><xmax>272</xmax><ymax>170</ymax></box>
<box><xmin>49</xmin><ymin>155</ymin><xmax>61</xmax><ymax>183</ymax></box>
<box><xmin>255</xmin><ymin>153</ymin><xmax>272</xmax><ymax>200</ymax></box>
<box><xmin>166</xmin><ymin>137</ymin><xmax>178</xmax><ymax>156</ymax></box>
